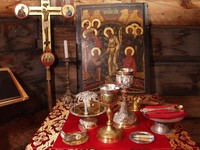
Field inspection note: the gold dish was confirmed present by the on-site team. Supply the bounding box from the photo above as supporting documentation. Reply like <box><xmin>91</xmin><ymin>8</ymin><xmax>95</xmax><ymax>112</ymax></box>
<box><xmin>129</xmin><ymin>131</ymin><xmax>155</xmax><ymax>144</ymax></box>
<box><xmin>60</xmin><ymin>124</ymin><xmax>89</xmax><ymax>146</ymax></box>
<box><xmin>70</xmin><ymin>102</ymin><xmax>106</xmax><ymax>129</ymax></box>
<box><xmin>70</xmin><ymin>102</ymin><xmax>106</xmax><ymax>117</ymax></box>
<box><xmin>62</xmin><ymin>132</ymin><xmax>89</xmax><ymax>146</ymax></box>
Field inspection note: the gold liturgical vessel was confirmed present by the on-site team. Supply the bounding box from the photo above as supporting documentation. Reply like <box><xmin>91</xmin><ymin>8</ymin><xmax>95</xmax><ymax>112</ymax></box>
<box><xmin>113</xmin><ymin>68</ymin><xmax>137</xmax><ymax>129</ymax></box>
<box><xmin>97</xmin><ymin>84</ymin><xmax>122</xmax><ymax>143</ymax></box>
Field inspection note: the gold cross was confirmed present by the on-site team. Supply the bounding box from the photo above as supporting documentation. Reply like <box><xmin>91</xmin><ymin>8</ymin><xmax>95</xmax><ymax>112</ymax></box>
<box><xmin>14</xmin><ymin>0</ymin><xmax>75</xmax><ymax>111</ymax></box>
<box><xmin>29</xmin><ymin>0</ymin><xmax>61</xmax><ymax>51</ymax></box>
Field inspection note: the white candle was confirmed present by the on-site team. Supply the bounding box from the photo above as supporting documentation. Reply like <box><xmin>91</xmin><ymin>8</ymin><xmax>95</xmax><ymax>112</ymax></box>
<box><xmin>64</xmin><ymin>40</ymin><xmax>68</xmax><ymax>58</ymax></box>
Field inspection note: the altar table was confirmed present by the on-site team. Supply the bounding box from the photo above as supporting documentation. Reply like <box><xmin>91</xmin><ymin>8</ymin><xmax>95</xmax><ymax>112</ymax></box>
<box><xmin>26</xmin><ymin>95</ymin><xmax>199</xmax><ymax>150</ymax></box>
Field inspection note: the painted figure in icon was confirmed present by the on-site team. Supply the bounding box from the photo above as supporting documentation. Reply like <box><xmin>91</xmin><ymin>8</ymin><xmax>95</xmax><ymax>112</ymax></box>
<box><xmin>92</xmin><ymin>19</ymin><xmax>101</xmax><ymax>30</ymax></box>
<box><xmin>87</xmin><ymin>47</ymin><xmax>103</xmax><ymax>82</ymax></box>
<box><xmin>123</xmin><ymin>46</ymin><xmax>137</xmax><ymax>76</ymax></box>
<box><xmin>102</xmin><ymin>27</ymin><xmax>122</xmax><ymax>78</ymax></box>
<box><xmin>66</xmin><ymin>6</ymin><xmax>72</xmax><ymax>17</ymax></box>
<box><xmin>134</xmin><ymin>26</ymin><xmax>144</xmax><ymax>72</ymax></box>
<box><xmin>82</xmin><ymin>28</ymin><xmax>101</xmax><ymax>80</ymax></box>
<box><xmin>17</xmin><ymin>6</ymin><xmax>26</xmax><ymax>18</ymax></box>
<box><xmin>82</xmin><ymin>20</ymin><xmax>91</xmax><ymax>31</ymax></box>
<box><xmin>125</xmin><ymin>25</ymin><xmax>135</xmax><ymax>48</ymax></box>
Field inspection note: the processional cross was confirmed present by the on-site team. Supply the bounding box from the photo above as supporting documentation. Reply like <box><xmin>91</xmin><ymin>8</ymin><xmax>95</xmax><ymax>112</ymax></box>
<box><xmin>14</xmin><ymin>0</ymin><xmax>75</xmax><ymax>111</ymax></box>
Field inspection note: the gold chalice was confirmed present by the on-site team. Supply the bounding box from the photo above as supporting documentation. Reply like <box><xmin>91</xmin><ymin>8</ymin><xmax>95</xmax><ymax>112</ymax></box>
<box><xmin>97</xmin><ymin>84</ymin><xmax>122</xmax><ymax>143</ymax></box>
<box><xmin>113</xmin><ymin>68</ymin><xmax>137</xmax><ymax>129</ymax></box>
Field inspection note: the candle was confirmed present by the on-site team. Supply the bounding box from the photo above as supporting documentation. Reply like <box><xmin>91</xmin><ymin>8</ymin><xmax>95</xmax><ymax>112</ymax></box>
<box><xmin>64</xmin><ymin>40</ymin><xmax>68</xmax><ymax>58</ymax></box>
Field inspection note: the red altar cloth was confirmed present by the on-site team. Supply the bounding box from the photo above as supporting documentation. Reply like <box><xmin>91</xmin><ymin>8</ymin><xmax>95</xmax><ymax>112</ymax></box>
<box><xmin>26</xmin><ymin>96</ymin><xmax>199</xmax><ymax>150</ymax></box>
<box><xmin>52</xmin><ymin>112</ymin><xmax>171</xmax><ymax>149</ymax></box>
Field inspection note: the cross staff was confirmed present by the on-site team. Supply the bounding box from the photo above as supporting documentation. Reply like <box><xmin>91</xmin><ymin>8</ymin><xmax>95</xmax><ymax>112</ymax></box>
<box><xmin>14</xmin><ymin>0</ymin><xmax>75</xmax><ymax>111</ymax></box>
<box><xmin>29</xmin><ymin>0</ymin><xmax>61</xmax><ymax>51</ymax></box>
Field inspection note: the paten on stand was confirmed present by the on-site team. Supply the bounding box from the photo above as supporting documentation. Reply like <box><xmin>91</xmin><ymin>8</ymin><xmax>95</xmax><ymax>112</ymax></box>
<box><xmin>70</xmin><ymin>91</ymin><xmax>106</xmax><ymax>129</ymax></box>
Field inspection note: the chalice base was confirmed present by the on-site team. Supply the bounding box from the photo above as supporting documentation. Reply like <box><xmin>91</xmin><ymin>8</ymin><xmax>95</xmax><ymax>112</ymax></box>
<box><xmin>150</xmin><ymin>122</ymin><xmax>170</xmax><ymax>135</ymax></box>
<box><xmin>113</xmin><ymin>100</ymin><xmax>137</xmax><ymax>129</ymax></box>
<box><xmin>79</xmin><ymin>117</ymin><xmax>97</xmax><ymax>129</ymax></box>
<box><xmin>113</xmin><ymin>113</ymin><xmax>137</xmax><ymax>129</ymax></box>
<box><xmin>97</xmin><ymin>125</ymin><xmax>122</xmax><ymax>143</ymax></box>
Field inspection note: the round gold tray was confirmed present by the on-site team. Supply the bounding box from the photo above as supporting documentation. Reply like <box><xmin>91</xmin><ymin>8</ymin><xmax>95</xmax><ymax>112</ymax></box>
<box><xmin>62</xmin><ymin>133</ymin><xmax>89</xmax><ymax>146</ymax></box>
<box><xmin>129</xmin><ymin>131</ymin><xmax>155</xmax><ymax>144</ymax></box>
<box><xmin>70</xmin><ymin>102</ymin><xmax>106</xmax><ymax>118</ymax></box>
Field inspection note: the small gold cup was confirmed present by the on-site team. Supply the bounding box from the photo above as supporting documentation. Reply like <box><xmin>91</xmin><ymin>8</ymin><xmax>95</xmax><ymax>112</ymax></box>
<box><xmin>131</xmin><ymin>97</ymin><xmax>141</xmax><ymax>112</ymax></box>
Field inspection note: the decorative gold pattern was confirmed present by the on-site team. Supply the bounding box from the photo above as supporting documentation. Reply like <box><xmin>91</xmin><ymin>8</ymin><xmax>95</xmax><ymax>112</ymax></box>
<box><xmin>166</xmin><ymin>123</ymin><xmax>199</xmax><ymax>150</ymax></box>
<box><xmin>25</xmin><ymin>100</ymin><xmax>69</xmax><ymax>150</ymax></box>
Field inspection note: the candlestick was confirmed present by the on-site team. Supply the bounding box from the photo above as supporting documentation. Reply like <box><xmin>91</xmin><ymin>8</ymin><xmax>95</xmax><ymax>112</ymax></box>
<box><xmin>59</xmin><ymin>58</ymin><xmax>74</xmax><ymax>105</ymax></box>
<box><xmin>64</xmin><ymin>40</ymin><xmax>69</xmax><ymax>58</ymax></box>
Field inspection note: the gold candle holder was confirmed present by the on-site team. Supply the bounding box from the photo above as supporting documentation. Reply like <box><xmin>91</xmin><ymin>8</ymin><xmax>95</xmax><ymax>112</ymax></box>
<box><xmin>60</xmin><ymin>58</ymin><xmax>73</xmax><ymax>105</ymax></box>
<box><xmin>131</xmin><ymin>96</ymin><xmax>141</xmax><ymax>112</ymax></box>
<box><xmin>97</xmin><ymin>84</ymin><xmax>122</xmax><ymax>143</ymax></box>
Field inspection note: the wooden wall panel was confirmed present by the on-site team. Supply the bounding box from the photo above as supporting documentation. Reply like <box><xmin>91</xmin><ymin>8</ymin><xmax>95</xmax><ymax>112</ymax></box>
<box><xmin>1</xmin><ymin>0</ymin><xmax>200</xmax><ymax>26</ymax></box>
<box><xmin>0</xmin><ymin>17</ymin><xmax>47</xmax><ymax>122</ymax></box>
<box><xmin>150</xmin><ymin>26</ymin><xmax>200</xmax><ymax>96</ymax></box>
<box><xmin>151</xmin><ymin>63</ymin><xmax>200</xmax><ymax>95</ymax></box>
<box><xmin>146</xmin><ymin>0</ymin><xmax>200</xmax><ymax>26</ymax></box>
<box><xmin>53</xmin><ymin>64</ymin><xmax>77</xmax><ymax>99</ymax></box>
<box><xmin>53</xmin><ymin>27</ymin><xmax>76</xmax><ymax>59</ymax></box>
<box><xmin>73</xmin><ymin>0</ymin><xmax>200</xmax><ymax>26</ymax></box>
<box><xmin>0</xmin><ymin>17</ymin><xmax>46</xmax><ymax>103</ymax></box>
<box><xmin>0</xmin><ymin>0</ymin><xmax>40</xmax><ymax>16</ymax></box>
<box><xmin>151</xmin><ymin>26</ymin><xmax>200</xmax><ymax>58</ymax></box>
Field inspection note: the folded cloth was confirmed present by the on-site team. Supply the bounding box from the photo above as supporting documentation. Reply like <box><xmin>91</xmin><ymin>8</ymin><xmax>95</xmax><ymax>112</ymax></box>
<box><xmin>141</xmin><ymin>104</ymin><xmax>179</xmax><ymax>114</ymax></box>
<box><xmin>145</xmin><ymin>109</ymin><xmax>187</xmax><ymax>119</ymax></box>
<box><xmin>142</xmin><ymin>103</ymin><xmax>187</xmax><ymax>119</ymax></box>
<box><xmin>144</xmin><ymin>104</ymin><xmax>177</xmax><ymax>109</ymax></box>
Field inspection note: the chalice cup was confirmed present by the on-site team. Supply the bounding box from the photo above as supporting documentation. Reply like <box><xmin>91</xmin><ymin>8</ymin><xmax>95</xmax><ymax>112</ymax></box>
<box><xmin>113</xmin><ymin>68</ymin><xmax>137</xmax><ymax>129</ymax></box>
<box><xmin>97</xmin><ymin>84</ymin><xmax>122</xmax><ymax>143</ymax></box>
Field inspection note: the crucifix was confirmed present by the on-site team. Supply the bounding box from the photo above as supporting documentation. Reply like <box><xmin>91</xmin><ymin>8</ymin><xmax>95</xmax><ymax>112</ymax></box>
<box><xmin>14</xmin><ymin>0</ymin><xmax>75</xmax><ymax>111</ymax></box>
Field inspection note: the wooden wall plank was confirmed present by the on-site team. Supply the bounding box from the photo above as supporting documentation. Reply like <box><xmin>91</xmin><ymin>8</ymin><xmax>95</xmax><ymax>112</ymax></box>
<box><xmin>151</xmin><ymin>26</ymin><xmax>200</xmax><ymax>59</ymax></box>
<box><xmin>1</xmin><ymin>0</ymin><xmax>200</xmax><ymax>26</ymax></box>
<box><xmin>151</xmin><ymin>63</ymin><xmax>200</xmax><ymax>95</ymax></box>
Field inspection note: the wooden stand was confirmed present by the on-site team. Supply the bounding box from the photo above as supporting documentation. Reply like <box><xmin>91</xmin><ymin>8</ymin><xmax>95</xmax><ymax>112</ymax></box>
<box><xmin>0</xmin><ymin>67</ymin><xmax>29</xmax><ymax>107</ymax></box>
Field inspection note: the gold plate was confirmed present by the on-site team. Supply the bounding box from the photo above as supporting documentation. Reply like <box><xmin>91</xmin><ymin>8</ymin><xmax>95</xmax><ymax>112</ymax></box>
<box><xmin>70</xmin><ymin>102</ymin><xmax>106</xmax><ymax>117</ymax></box>
<box><xmin>129</xmin><ymin>131</ymin><xmax>155</xmax><ymax>144</ymax></box>
<box><xmin>62</xmin><ymin>134</ymin><xmax>89</xmax><ymax>146</ymax></box>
